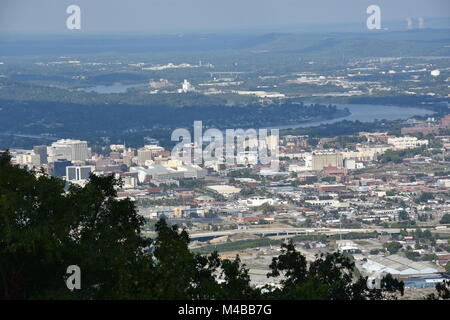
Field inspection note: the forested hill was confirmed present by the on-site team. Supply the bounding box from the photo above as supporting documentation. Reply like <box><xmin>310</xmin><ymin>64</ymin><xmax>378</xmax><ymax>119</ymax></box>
<box><xmin>0</xmin><ymin>99</ymin><xmax>347</xmax><ymax>135</ymax></box>
<box><xmin>1</xmin><ymin>29</ymin><xmax>450</xmax><ymax>57</ymax></box>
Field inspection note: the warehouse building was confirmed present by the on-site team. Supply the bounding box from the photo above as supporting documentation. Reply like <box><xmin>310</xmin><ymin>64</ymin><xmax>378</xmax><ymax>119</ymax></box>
<box><xmin>361</xmin><ymin>254</ymin><xmax>439</xmax><ymax>276</ymax></box>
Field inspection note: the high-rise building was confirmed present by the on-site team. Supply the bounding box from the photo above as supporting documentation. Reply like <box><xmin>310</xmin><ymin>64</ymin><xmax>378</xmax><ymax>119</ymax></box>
<box><xmin>15</xmin><ymin>151</ymin><xmax>41</xmax><ymax>167</ymax></box>
<box><xmin>33</xmin><ymin>145</ymin><xmax>48</xmax><ymax>164</ymax></box>
<box><xmin>137</xmin><ymin>149</ymin><xmax>153</xmax><ymax>166</ymax></box>
<box><xmin>178</xmin><ymin>79</ymin><xmax>195</xmax><ymax>93</ymax></box>
<box><xmin>47</xmin><ymin>139</ymin><xmax>90</xmax><ymax>162</ymax></box>
<box><xmin>137</xmin><ymin>145</ymin><xmax>165</xmax><ymax>166</ymax></box>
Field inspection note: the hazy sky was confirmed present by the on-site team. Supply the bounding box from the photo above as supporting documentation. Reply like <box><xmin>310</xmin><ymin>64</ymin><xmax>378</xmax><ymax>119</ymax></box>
<box><xmin>1</xmin><ymin>0</ymin><xmax>449</xmax><ymax>33</ymax></box>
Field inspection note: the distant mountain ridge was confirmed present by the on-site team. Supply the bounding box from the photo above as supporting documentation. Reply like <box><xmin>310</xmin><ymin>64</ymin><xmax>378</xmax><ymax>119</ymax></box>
<box><xmin>1</xmin><ymin>28</ymin><xmax>449</xmax><ymax>57</ymax></box>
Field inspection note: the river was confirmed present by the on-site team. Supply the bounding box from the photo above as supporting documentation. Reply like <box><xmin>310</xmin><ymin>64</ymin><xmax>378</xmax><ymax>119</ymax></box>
<box><xmin>275</xmin><ymin>103</ymin><xmax>435</xmax><ymax>129</ymax></box>
<box><xmin>71</xmin><ymin>84</ymin><xmax>438</xmax><ymax>128</ymax></box>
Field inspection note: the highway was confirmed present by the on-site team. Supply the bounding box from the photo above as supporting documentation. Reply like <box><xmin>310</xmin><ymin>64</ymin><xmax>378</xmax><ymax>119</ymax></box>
<box><xmin>141</xmin><ymin>226</ymin><xmax>448</xmax><ymax>241</ymax></box>
<box><xmin>189</xmin><ymin>227</ymin><xmax>394</xmax><ymax>241</ymax></box>
<box><xmin>189</xmin><ymin>226</ymin><xmax>449</xmax><ymax>241</ymax></box>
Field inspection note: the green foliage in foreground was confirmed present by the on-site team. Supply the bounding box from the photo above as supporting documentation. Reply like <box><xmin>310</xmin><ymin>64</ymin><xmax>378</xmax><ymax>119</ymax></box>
<box><xmin>0</xmin><ymin>150</ymin><xmax>435</xmax><ymax>300</ymax></box>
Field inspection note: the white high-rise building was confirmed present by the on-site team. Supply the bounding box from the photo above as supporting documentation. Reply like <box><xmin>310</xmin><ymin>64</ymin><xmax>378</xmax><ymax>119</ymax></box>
<box><xmin>178</xmin><ymin>79</ymin><xmax>195</xmax><ymax>93</ymax></box>
<box><xmin>47</xmin><ymin>139</ymin><xmax>90</xmax><ymax>162</ymax></box>
<box><xmin>12</xmin><ymin>150</ymin><xmax>41</xmax><ymax>167</ymax></box>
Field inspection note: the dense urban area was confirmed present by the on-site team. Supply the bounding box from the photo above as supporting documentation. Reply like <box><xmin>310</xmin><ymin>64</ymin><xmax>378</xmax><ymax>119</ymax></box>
<box><xmin>4</xmin><ymin>112</ymin><xmax>450</xmax><ymax>299</ymax></box>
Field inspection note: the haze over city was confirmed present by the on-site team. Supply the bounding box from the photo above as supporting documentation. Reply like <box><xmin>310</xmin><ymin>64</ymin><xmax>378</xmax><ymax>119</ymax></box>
<box><xmin>1</xmin><ymin>0</ymin><xmax>449</xmax><ymax>33</ymax></box>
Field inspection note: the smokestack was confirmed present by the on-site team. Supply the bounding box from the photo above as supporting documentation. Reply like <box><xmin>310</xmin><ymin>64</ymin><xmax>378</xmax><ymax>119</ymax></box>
<box><xmin>406</xmin><ymin>18</ymin><xmax>413</xmax><ymax>30</ymax></box>
<box><xmin>418</xmin><ymin>17</ymin><xmax>425</xmax><ymax>29</ymax></box>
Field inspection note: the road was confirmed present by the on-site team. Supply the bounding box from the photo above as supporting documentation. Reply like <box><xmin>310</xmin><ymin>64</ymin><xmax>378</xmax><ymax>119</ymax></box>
<box><xmin>188</xmin><ymin>226</ymin><xmax>449</xmax><ymax>241</ymax></box>
<box><xmin>141</xmin><ymin>226</ymin><xmax>448</xmax><ymax>241</ymax></box>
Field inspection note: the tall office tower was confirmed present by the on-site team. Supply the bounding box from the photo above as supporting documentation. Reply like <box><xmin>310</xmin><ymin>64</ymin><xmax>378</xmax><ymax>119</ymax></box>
<box><xmin>47</xmin><ymin>139</ymin><xmax>90</xmax><ymax>162</ymax></box>
<box><xmin>137</xmin><ymin>149</ymin><xmax>153</xmax><ymax>166</ymax></box>
<box><xmin>137</xmin><ymin>145</ymin><xmax>165</xmax><ymax>166</ymax></box>
<box><xmin>178</xmin><ymin>79</ymin><xmax>195</xmax><ymax>93</ymax></box>
<box><xmin>33</xmin><ymin>145</ymin><xmax>48</xmax><ymax>164</ymax></box>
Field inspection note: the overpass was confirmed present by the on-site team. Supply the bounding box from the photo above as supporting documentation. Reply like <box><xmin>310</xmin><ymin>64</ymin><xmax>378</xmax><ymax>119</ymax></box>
<box><xmin>144</xmin><ymin>226</ymin><xmax>447</xmax><ymax>242</ymax></box>
<box><xmin>189</xmin><ymin>227</ymin><xmax>397</xmax><ymax>242</ymax></box>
